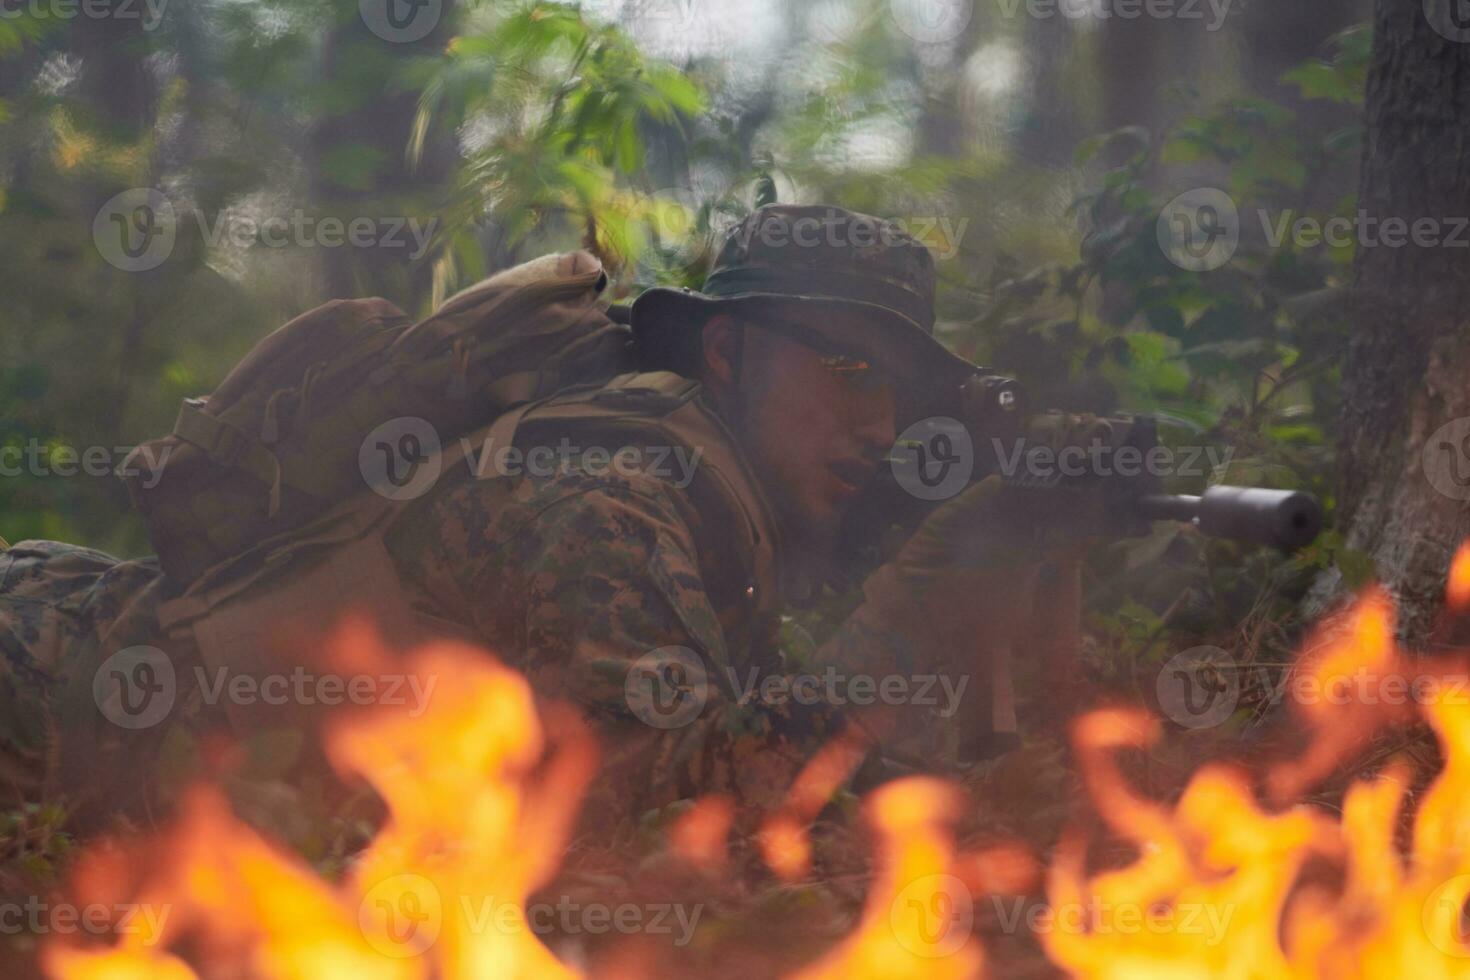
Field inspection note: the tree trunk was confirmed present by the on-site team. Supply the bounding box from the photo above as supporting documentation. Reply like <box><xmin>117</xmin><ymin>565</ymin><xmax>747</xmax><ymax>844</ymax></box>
<box><xmin>1312</xmin><ymin>0</ymin><xmax>1470</xmax><ymax>646</ymax></box>
<box><xmin>310</xmin><ymin>0</ymin><xmax>458</xmax><ymax>309</ymax></box>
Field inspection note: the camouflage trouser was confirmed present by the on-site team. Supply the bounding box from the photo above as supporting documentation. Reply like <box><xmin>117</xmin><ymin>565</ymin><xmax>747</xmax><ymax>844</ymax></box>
<box><xmin>0</xmin><ymin>540</ymin><xmax>167</xmax><ymax>814</ymax></box>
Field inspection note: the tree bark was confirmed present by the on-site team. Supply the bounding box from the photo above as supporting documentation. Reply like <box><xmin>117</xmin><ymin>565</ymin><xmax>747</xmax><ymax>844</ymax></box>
<box><xmin>1312</xmin><ymin>0</ymin><xmax>1470</xmax><ymax>646</ymax></box>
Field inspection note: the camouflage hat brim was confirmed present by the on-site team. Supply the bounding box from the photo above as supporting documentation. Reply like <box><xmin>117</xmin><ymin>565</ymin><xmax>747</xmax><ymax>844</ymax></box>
<box><xmin>631</xmin><ymin>286</ymin><xmax>976</xmax><ymax>392</ymax></box>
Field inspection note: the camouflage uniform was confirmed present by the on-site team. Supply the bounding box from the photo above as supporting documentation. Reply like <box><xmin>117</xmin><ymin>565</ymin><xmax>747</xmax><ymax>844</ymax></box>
<box><xmin>0</xmin><ymin>541</ymin><xmax>183</xmax><ymax>818</ymax></box>
<box><xmin>384</xmin><ymin>393</ymin><xmax>890</xmax><ymax>821</ymax></box>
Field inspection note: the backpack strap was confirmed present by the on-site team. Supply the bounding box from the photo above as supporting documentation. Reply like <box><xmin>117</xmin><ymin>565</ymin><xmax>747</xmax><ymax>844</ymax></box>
<box><xmin>171</xmin><ymin>399</ymin><xmax>288</xmax><ymax>515</ymax></box>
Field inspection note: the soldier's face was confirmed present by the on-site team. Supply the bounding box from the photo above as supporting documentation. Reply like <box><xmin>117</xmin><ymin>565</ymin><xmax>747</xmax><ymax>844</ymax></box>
<box><xmin>706</xmin><ymin>317</ymin><xmax>898</xmax><ymax>547</ymax></box>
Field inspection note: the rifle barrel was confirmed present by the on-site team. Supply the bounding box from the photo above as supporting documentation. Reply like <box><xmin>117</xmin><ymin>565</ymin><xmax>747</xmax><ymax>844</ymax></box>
<box><xmin>1135</xmin><ymin>487</ymin><xmax>1323</xmax><ymax>551</ymax></box>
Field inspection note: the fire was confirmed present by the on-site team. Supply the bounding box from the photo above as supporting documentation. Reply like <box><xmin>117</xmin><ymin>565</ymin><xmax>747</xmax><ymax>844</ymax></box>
<box><xmin>42</xmin><ymin>550</ymin><xmax>1470</xmax><ymax>979</ymax></box>
<box><xmin>1447</xmin><ymin>543</ymin><xmax>1470</xmax><ymax>613</ymax></box>
<box><xmin>44</xmin><ymin>623</ymin><xmax>598</xmax><ymax>980</ymax></box>
<box><xmin>790</xmin><ymin>778</ymin><xmax>983</xmax><ymax>980</ymax></box>
<box><xmin>1050</xmin><ymin>583</ymin><xmax>1470</xmax><ymax>978</ymax></box>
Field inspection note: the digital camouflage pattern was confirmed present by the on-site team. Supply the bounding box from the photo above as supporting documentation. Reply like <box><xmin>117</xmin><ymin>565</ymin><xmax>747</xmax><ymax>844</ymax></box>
<box><xmin>0</xmin><ymin>541</ymin><xmax>211</xmax><ymax>820</ymax></box>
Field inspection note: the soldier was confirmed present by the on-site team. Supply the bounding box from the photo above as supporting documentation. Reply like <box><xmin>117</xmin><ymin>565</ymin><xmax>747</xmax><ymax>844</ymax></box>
<box><xmin>385</xmin><ymin>204</ymin><xmax>1087</xmax><ymax>820</ymax></box>
<box><xmin>0</xmin><ymin>204</ymin><xmax>1086</xmax><ymax>827</ymax></box>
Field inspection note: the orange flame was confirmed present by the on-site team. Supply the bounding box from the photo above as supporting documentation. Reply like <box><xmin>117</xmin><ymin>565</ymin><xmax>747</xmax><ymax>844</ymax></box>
<box><xmin>759</xmin><ymin>730</ymin><xmax>871</xmax><ymax>881</ymax></box>
<box><xmin>789</xmin><ymin>778</ymin><xmax>984</xmax><ymax>980</ymax></box>
<box><xmin>1447</xmin><ymin>542</ymin><xmax>1470</xmax><ymax>613</ymax></box>
<box><xmin>45</xmin><ymin>545</ymin><xmax>1470</xmax><ymax>979</ymax></box>
<box><xmin>46</xmin><ymin>624</ymin><xmax>597</xmax><ymax>979</ymax></box>
<box><xmin>1051</xmin><ymin>575</ymin><xmax>1470</xmax><ymax>977</ymax></box>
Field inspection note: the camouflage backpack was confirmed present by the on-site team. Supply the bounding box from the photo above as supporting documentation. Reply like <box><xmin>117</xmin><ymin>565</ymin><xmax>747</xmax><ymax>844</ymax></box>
<box><xmin>123</xmin><ymin>250</ymin><xmax>634</xmax><ymax>588</ymax></box>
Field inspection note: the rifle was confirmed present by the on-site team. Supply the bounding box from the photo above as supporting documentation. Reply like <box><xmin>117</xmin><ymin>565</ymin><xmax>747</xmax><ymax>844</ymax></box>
<box><xmin>869</xmin><ymin>370</ymin><xmax>1323</xmax><ymax>552</ymax></box>
<box><xmin>846</xmin><ymin>370</ymin><xmax>1324</xmax><ymax>763</ymax></box>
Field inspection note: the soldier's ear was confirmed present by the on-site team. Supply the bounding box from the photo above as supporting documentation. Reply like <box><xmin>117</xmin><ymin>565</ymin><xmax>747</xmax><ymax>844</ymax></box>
<box><xmin>700</xmin><ymin>314</ymin><xmax>745</xmax><ymax>392</ymax></box>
